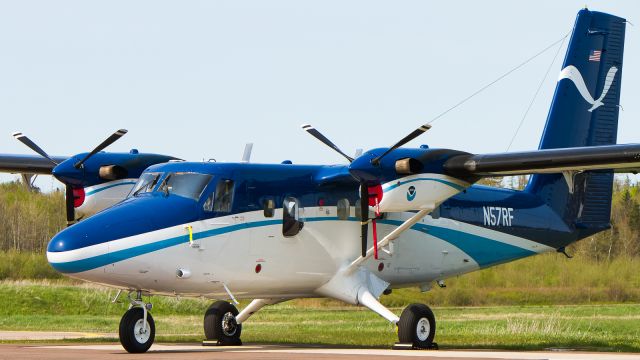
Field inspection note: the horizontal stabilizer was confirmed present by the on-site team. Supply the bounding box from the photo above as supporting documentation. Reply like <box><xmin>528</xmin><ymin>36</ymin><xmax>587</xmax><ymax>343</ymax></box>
<box><xmin>443</xmin><ymin>144</ymin><xmax>640</xmax><ymax>176</ymax></box>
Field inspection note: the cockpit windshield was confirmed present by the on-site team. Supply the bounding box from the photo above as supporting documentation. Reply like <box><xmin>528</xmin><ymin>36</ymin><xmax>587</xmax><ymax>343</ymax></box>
<box><xmin>157</xmin><ymin>172</ymin><xmax>212</xmax><ymax>201</ymax></box>
<box><xmin>128</xmin><ymin>172</ymin><xmax>162</xmax><ymax>198</ymax></box>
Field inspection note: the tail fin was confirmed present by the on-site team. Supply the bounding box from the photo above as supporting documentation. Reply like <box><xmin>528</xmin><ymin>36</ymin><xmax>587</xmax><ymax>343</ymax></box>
<box><xmin>526</xmin><ymin>9</ymin><xmax>626</xmax><ymax>238</ymax></box>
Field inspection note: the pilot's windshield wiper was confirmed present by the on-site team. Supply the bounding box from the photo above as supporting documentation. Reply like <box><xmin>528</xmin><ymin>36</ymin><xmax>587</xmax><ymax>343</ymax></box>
<box><xmin>132</xmin><ymin>182</ymin><xmax>151</xmax><ymax>197</ymax></box>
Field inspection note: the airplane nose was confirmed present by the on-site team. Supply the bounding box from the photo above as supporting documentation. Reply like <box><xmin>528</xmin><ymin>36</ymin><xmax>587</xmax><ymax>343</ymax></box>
<box><xmin>46</xmin><ymin>225</ymin><xmax>97</xmax><ymax>273</ymax></box>
<box><xmin>47</xmin><ymin>195</ymin><xmax>199</xmax><ymax>274</ymax></box>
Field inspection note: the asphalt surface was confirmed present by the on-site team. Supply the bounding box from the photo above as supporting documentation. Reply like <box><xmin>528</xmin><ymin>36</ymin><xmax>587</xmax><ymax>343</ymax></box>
<box><xmin>0</xmin><ymin>344</ymin><xmax>639</xmax><ymax>360</ymax></box>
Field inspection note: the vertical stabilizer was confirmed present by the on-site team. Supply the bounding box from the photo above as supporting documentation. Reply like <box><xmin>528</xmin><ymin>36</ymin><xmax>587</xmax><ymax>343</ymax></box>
<box><xmin>526</xmin><ymin>9</ymin><xmax>626</xmax><ymax>238</ymax></box>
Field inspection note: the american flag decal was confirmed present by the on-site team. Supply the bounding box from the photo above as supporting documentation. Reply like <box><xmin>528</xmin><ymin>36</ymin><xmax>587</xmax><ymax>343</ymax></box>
<box><xmin>589</xmin><ymin>50</ymin><xmax>602</xmax><ymax>62</ymax></box>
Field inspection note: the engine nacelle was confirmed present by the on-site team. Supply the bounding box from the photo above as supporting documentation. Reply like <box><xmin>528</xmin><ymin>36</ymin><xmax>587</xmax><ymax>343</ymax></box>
<box><xmin>378</xmin><ymin>173</ymin><xmax>468</xmax><ymax>213</ymax></box>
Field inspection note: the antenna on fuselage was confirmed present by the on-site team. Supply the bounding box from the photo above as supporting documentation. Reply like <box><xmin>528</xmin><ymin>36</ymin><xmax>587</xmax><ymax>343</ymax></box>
<box><xmin>241</xmin><ymin>143</ymin><xmax>253</xmax><ymax>163</ymax></box>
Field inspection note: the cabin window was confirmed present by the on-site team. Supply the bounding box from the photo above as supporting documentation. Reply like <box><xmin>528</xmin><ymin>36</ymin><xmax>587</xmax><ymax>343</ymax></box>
<box><xmin>337</xmin><ymin>199</ymin><xmax>350</xmax><ymax>220</ymax></box>
<box><xmin>263</xmin><ymin>198</ymin><xmax>275</xmax><ymax>218</ymax></box>
<box><xmin>213</xmin><ymin>179</ymin><xmax>234</xmax><ymax>212</ymax></box>
<box><xmin>157</xmin><ymin>172</ymin><xmax>212</xmax><ymax>200</ymax></box>
<box><xmin>128</xmin><ymin>172</ymin><xmax>162</xmax><ymax>197</ymax></box>
<box><xmin>282</xmin><ymin>197</ymin><xmax>303</xmax><ymax>237</ymax></box>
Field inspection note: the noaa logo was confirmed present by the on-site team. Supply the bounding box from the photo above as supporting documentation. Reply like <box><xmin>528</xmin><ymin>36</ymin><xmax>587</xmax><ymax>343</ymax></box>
<box><xmin>558</xmin><ymin>65</ymin><xmax>618</xmax><ymax>112</ymax></box>
<box><xmin>406</xmin><ymin>186</ymin><xmax>417</xmax><ymax>201</ymax></box>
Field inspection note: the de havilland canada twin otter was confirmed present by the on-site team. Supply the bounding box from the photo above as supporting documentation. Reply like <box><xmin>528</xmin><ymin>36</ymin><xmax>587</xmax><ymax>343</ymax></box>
<box><xmin>1</xmin><ymin>8</ymin><xmax>639</xmax><ymax>353</ymax></box>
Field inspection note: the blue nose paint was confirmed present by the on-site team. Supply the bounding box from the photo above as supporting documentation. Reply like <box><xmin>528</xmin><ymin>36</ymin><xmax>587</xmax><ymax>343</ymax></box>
<box><xmin>407</xmin><ymin>186</ymin><xmax>417</xmax><ymax>201</ymax></box>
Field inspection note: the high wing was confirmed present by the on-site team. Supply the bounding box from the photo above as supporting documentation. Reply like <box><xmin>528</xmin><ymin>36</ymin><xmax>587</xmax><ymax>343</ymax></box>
<box><xmin>0</xmin><ymin>154</ymin><xmax>69</xmax><ymax>174</ymax></box>
<box><xmin>443</xmin><ymin>144</ymin><xmax>640</xmax><ymax>177</ymax></box>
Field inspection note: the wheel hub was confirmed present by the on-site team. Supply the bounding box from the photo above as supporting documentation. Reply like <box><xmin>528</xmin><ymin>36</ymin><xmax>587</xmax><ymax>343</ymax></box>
<box><xmin>222</xmin><ymin>312</ymin><xmax>238</xmax><ymax>337</ymax></box>
<box><xmin>133</xmin><ymin>318</ymin><xmax>151</xmax><ymax>344</ymax></box>
<box><xmin>416</xmin><ymin>317</ymin><xmax>430</xmax><ymax>342</ymax></box>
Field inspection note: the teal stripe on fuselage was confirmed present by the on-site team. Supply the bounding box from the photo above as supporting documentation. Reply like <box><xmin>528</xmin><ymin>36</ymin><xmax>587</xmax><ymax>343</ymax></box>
<box><xmin>85</xmin><ymin>181</ymin><xmax>137</xmax><ymax>196</ymax></box>
<box><xmin>383</xmin><ymin>178</ymin><xmax>466</xmax><ymax>193</ymax></box>
<box><xmin>379</xmin><ymin>220</ymin><xmax>536</xmax><ymax>267</ymax></box>
<box><xmin>50</xmin><ymin>216</ymin><xmax>535</xmax><ymax>273</ymax></box>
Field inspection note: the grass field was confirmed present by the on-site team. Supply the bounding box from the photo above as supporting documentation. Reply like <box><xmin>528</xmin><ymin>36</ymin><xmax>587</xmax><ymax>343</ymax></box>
<box><xmin>1</xmin><ymin>281</ymin><xmax>639</xmax><ymax>352</ymax></box>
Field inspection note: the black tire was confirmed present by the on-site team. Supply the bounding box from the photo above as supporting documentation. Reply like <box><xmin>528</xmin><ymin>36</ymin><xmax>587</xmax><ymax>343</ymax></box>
<box><xmin>397</xmin><ymin>303</ymin><xmax>436</xmax><ymax>349</ymax></box>
<box><xmin>203</xmin><ymin>301</ymin><xmax>242</xmax><ymax>345</ymax></box>
<box><xmin>119</xmin><ymin>307</ymin><xmax>155</xmax><ymax>353</ymax></box>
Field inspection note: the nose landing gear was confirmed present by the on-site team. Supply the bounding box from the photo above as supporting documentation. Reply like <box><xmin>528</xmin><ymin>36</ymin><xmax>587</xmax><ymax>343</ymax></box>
<box><xmin>119</xmin><ymin>291</ymin><xmax>155</xmax><ymax>353</ymax></box>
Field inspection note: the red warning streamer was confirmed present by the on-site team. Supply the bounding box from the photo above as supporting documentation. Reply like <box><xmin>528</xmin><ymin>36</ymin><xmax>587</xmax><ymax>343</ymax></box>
<box><xmin>368</xmin><ymin>185</ymin><xmax>383</xmax><ymax>260</ymax></box>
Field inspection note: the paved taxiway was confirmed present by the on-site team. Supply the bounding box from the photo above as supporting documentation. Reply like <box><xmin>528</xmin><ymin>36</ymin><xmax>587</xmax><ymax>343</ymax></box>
<box><xmin>0</xmin><ymin>344</ymin><xmax>638</xmax><ymax>360</ymax></box>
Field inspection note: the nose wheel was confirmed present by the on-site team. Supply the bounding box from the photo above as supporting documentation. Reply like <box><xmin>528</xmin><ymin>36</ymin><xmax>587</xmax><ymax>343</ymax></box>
<box><xmin>119</xmin><ymin>307</ymin><xmax>155</xmax><ymax>353</ymax></box>
<box><xmin>204</xmin><ymin>301</ymin><xmax>242</xmax><ymax>345</ymax></box>
<box><xmin>397</xmin><ymin>303</ymin><xmax>437</xmax><ymax>350</ymax></box>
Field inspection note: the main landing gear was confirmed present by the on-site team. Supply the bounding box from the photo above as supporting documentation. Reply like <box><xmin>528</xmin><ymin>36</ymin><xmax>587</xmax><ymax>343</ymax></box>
<box><xmin>119</xmin><ymin>291</ymin><xmax>155</xmax><ymax>353</ymax></box>
<box><xmin>203</xmin><ymin>301</ymin><xmax>242</xmax><ymax>345</ymax></box>
<box><xmin>202</xmin><ymin>299</ymin><xmax>285</xmax><ymax>346</ymax></box>
<box><xmin>396</xmin><ymin>303</ymin><xmax>437</xmax><ymax>349</ymax></box>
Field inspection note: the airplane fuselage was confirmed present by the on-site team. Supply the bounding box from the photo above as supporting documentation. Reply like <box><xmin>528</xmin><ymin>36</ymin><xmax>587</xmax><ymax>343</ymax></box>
<box><xmin>47</xmin><ymin>160</ymin><xmax>578</xmax><ymax>300</ymax></box>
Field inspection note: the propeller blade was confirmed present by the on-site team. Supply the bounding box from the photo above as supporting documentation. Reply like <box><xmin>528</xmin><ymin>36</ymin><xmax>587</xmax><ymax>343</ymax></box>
<box><xmin>74</xmin><ymin>129</ymin><xmax>128</xmax><ymax>169</ymax></box>
<box><xmin>12</xmin><ymin>132</ymin><xmax>58</xmax><ymax>165</ymax></box>
<box><xmin>302</xmin><ymin>124</ymin><xmax>354</xmax><ymax>163</ymax></box>
<box><xmin>371</xmin><ymin>124</ymin><xmax>431</xmax><ymax>165</ymax></box>
<box><xmin>65</xmin><ymin>184</ymin><xmax>75</xmax><ymax>226</ymax></box>
<box><xmin>360</xmin><ymin>184</ymin><xmax>368</xmax><ymax>257</ymax></box>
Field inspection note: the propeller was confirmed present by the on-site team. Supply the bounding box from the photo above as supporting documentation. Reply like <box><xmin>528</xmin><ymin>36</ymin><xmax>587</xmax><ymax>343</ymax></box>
<box><xmin>302</xmin><ymin>124</ymin><xmax>354</xmax><ymax>163</ymax></box>
<box><xmin>370</xmin><ymin>124</ymin><xmax>431</xmax><ymax>166</ymax></box>
<box><xmin>302</xmin><ymin>123</ymin><xmax>430</xmax><ymax>258</ymax></box>
<box><xmin>360</xmin><ymin>184</ymin><xmax>369</xmax><ymax>257</ymax></box>
<box><xmin>13</xmin><ymin>129</ymin><xmax>128</xmax><ymax>226</ymax></box>
<box><xmin>74</xmin><ymin>129</ymin><xmax>128</xmax><ymax>168</ymax></box>
<box><xmin>12</xmin><ymin>132</ymin><xmax>59</xmax><ymax>165</ymax></box>
<box><xmin>65</xmin><ymin>184</ymin><xmax>75</xmax><ymax>226</ymax></box>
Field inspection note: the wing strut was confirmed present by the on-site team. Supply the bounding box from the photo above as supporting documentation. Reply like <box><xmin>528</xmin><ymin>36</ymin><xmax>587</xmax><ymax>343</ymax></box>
<box><xmin>346</xmin><ymin>208</ymin><xmax>432</xmax><ymax>274</ymax></box>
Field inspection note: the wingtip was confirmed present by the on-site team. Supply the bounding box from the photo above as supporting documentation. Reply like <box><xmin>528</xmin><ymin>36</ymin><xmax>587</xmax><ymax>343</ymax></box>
<box><xmin>12</xmin><ymin>132</ymin><xmax>22</xmax><ymax>138</ymax></box>
<box><xmin>301</xmin><ymin>124</ymin><xmax>312</xmax><ymax>130</ymax></box>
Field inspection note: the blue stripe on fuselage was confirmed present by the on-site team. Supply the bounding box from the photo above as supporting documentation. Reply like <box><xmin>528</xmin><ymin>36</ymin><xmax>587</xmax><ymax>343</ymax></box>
<box><xmin>50</xmin><ymin>217</ymin><xmax>535</xmax><ymax>273</ymax></box>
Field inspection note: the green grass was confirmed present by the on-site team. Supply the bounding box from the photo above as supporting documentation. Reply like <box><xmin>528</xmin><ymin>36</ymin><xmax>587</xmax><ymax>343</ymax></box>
<box><xmin>1</xmin><ymin>281</ymin><xmax>639</xmax><ymax>352</ymax></box>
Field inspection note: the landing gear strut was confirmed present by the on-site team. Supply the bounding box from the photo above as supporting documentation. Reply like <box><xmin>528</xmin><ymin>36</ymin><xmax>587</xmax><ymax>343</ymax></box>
<box><xmin>203</xmin><ymin>301</ymin><xmax>242</xmax><ymax>345</ymax></box>
<box><xmin>396</xmin><ymin>303</ymin><xmax>437</xmax><ymax>350</ymax></box>
<box><xmin>119</xmin><ymin>291</ymin><xmax>155</xmax><ymax>353</ymax></box>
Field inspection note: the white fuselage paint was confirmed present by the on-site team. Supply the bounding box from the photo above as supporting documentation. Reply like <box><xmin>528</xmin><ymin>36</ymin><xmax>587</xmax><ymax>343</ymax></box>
<box><xmin>76</xmin><ymin>178</ymin><xmax>137</xmax><ymax>217</ymax></box>
<box><xmin>379</xmin><ymin>173</ymin><xmax>468</xmax><ymax>213</ymax></box>
<box><xmin>48</xmin><ymin>207</ymin><xmax>553</xmax><ymax>300</ymax></box>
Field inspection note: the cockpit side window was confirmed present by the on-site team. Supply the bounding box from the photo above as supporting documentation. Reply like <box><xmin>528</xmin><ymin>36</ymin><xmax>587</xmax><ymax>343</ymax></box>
<box><xmin>203</xmin><ymin>192</ymin><xmax>215</xmax><ymax>212</ymax></box>
<box><xmin>213</xmin><ymin>179</ymin><xmax>234</xmax><ymax>212</ymax></box>
<box><xmin>129</xmin><ymin>172</ymin><xmax>162</xmax><ymax>198</ymax></box>
<box><xmin>157</xmin><ymin>172</ymin><xmax>212</xmax><ymax>200</ymax></box>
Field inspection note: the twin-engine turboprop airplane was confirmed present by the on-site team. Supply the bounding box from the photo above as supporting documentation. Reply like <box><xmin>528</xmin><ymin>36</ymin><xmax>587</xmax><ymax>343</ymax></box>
<box><xmin>0</xmin><ymin>130</ymin><xmax>179</xmax><ymax>224</ymax></box>
<box><xmin>41</xmin><ymin>9</ymin><xmax>640</xmax><ymax>353</ymax></box>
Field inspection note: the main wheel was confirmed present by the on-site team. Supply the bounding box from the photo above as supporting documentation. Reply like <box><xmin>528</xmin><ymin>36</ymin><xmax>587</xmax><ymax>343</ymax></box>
<box><xmin>119</xmin><ymin>307</ymin><xmax>155</xmax><ymax>353</ymax></box>
<box><xmin>397</xmin><ymin>303</ymin><xmax>436</xmax><ymax>349</ymax></box>
<box><xmin>204</xmin><ymin>301</ymin><xmax>242</xmax><ymax>345</ymax></box>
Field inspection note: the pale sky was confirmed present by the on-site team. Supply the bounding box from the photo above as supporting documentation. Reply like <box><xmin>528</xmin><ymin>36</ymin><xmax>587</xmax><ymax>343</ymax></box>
<box><xmin>1</xmin><ymin>1</ymin><xmax>639</xmax><ymax>191</ymax></box>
